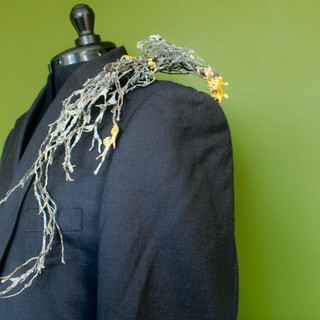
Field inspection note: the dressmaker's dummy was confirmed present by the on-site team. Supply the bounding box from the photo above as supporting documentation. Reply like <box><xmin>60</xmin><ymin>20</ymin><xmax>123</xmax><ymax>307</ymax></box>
<box><xmin>0</xmin><ymin>4</ymin><xmax>238</xmax><ymax>320</ymax></box>
<box><xmin>24</xmin><ymin>4</ymin><xmax>116</xmax><ymax>151</ymax></box>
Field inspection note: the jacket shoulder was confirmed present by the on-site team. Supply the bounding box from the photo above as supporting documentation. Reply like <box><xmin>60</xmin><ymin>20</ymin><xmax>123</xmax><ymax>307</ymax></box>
<box><xmin>132</xmin><ymin>79</ymin><xmax>220</xmax><ymax>108</ymax></box>
<box><xmin>122</xmin><ymin>80</ymin><xmax>230</xmax><ymax>133</ymax></box>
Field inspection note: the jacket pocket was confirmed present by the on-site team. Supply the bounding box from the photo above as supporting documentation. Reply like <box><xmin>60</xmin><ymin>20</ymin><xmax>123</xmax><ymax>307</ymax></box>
<box><xmin>22</xmin><ymin>208</ymin><xmax>83</xmax><ymax>232</ymax></box>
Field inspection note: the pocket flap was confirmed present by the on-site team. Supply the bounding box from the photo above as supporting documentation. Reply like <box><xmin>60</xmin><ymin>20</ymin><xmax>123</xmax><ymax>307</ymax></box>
<box><xmin>23</xmin><ymin>208</ymin><xmax>83</xmax><ymax>232</ymax></box>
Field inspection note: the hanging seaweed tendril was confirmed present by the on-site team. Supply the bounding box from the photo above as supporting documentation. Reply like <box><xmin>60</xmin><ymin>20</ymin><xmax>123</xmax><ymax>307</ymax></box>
<box><xmin>0</xmin><ymin>34</ymin><xmax>228</xmax><ymax>298</ymax></box>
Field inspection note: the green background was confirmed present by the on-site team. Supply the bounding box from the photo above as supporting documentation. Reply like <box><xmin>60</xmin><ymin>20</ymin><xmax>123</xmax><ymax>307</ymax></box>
<box><xmin>0</xmin><ymin>0</ymin><xmax>319</xmax><ymax>318</ymax></box>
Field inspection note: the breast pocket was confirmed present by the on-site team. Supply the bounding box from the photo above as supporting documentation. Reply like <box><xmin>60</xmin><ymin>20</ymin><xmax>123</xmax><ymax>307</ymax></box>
<box><xmin>22</xmin><ymin>208</ymin><xmax>83</xmax><ymax>233</ymax></box>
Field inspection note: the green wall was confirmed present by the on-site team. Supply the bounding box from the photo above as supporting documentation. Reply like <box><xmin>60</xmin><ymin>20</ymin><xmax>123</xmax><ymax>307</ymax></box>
<box><xmin>1</xmin><ymin>0</ymin><xmax>319</xmax><ymax>318</ymax></box>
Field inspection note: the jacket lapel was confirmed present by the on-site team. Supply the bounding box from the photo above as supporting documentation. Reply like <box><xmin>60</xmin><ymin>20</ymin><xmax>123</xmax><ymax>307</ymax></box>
<box><xmin>0</xmin><ymin>46</ymin><xmax>127</xmax><ymax>266</ymax></box>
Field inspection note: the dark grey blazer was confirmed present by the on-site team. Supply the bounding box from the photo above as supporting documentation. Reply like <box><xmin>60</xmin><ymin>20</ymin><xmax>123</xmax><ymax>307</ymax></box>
<box><xmin>0</xmin><ymin>47</ymin><xmax>238</xmax><ymax>319</ymax></box>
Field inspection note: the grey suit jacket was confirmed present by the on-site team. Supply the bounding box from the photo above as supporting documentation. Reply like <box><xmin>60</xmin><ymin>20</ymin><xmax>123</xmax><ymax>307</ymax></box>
<box><xmin>0</xmin><ymin>47</ymin><xmax>238</xmax><ymax>319</ymax></box>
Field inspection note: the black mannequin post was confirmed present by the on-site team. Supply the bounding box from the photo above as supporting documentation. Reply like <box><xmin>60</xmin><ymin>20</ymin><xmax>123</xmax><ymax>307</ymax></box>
<box><xmin>50</xmin><ymin>4</ymin><xmax>116</xmax><ymax>72</ymax></box>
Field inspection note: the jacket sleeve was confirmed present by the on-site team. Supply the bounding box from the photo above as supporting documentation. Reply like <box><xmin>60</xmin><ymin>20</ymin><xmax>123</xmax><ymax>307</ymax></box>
<box><xmin>96</xmin><ymin>81</ymin><xmax>238</xmax><ymax>320</ymax></box>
